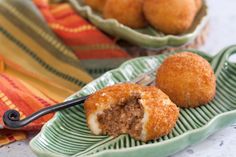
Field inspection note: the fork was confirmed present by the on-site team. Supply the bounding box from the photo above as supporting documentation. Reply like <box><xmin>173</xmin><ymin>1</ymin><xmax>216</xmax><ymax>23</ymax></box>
<box><xmin>3</xmin><ymin>70</ymin><xmax>156</xmax><ymax>129</ymax></box>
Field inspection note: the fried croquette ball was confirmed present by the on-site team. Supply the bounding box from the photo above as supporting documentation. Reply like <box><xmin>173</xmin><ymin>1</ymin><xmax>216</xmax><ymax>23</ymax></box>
<box><xmin>195</xmin><ymin>0</ymin><xmax>203</xmax><ymax>12</ymax></box>
<box><xmin>156</xmin><ymin>52</ymin><xmax>216</xmax><ymax>108</ymax></box>
<box><xmin>103</xmin><ymin>0</ymin><xmax>147</xmax><ymax>28</ymax></box>
<box><xmin>84</xmin><ymin>0</ymin><xmax>107</xmax><ymax>12</ymax></box>
<box><xmin>143</xmin><ymin>0</ymin><xmax>197</xmax><ymax>34</ymax></box>
<box><xmin>84</xmin><ymin>83</ymin><xmax>179</xmax><ymax>142</ymax></box>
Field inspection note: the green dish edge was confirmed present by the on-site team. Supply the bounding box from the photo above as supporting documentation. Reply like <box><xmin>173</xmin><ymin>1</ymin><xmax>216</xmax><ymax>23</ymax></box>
<box><xmin>30</xmin><ymin>45</ymin><xmax>236</xmax><ymax>157</ymax></box>
<box><xmin>69</xmin><ymin>0</ymin><xmax>209</xmax><ymax>48</ymax></box>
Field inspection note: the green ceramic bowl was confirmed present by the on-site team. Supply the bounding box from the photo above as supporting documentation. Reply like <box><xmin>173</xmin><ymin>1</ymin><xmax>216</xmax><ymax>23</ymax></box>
<box><xmin>30</xmin><ymin>45</ymin><xmax>236</xmax><ymax>157</ymax></box>
<box><xmin>69</xmin><ymin>0</ymin><xmax>209</xmax><ymax>48</ymax></box>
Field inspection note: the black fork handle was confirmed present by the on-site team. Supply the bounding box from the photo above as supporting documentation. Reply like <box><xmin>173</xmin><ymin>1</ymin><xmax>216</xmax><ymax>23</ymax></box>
<box><xmin>3</xmin><ymin>95</ymin><xmax>88</xmax><ymax>129</ymax></box>
<box><xmin>3</xmin><ymin>70</ymin><xmax>156</xmax><ymax>129</ymax></box>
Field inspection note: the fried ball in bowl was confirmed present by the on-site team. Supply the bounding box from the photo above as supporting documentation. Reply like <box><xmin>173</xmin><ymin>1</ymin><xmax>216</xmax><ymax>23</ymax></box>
<box><xmin>84</xmin><ymin>83</ymin><xmax>179</xmax><ymax>142</ymax></box>
<box><xmin>103</xmin><ymin>0</ymin><xmax>147</xmax><ymax>28</ymax></box>
<box><xmin>84</xmin><ymin>0</ymin><xmax>107</xmax><ymax>12</ymax></box>
<box><xmin>143</xmin><ymin>0</ymin><xmax>197</xmax><ymax>34</ymax></box>
<box><xmin>156</xmin><ymin>52</ymin><xmax>216</xmax><ymax>108</ymax></box>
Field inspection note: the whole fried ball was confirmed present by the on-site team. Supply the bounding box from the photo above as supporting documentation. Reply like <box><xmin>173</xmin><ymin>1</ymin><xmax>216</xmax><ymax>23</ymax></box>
<box><xmin>195</xmin><ymin>0</ymin><xmax>203</xmax><ymax>12</ymax></box>
<box><xmin>156</xmin><ymin>52</ymin><xmax>216</xmax><ymax>108</ymax></box>
<box><xmin>103</xmin><ymin>0</ymin><xmax>147</xmax><ymax>28</ymax></box>
<box><xmin>143</xmin><ymin>0</ymin><xmax>197</xmax><ymax>34</ymax></box>
<box><xmin>84</xmin><ymin>0</ymin><xmax>107</xmax><ymax>12</ymax></box>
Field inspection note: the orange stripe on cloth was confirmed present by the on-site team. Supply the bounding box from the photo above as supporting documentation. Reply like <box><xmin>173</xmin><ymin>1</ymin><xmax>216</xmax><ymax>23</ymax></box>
<box><xmin>0</xmin><ymin>74</ymin><xmax>53</xmax><ymax>108</ymax></box>
<box><xmin>0</xmin><ymin>74</ymin><xmax>55</xmax><ymax>130</ymax></box>
<box><xmin>34</xmin><ymin>1</ymin><xmax>130</xmax><ymax>60</ymax></box>
<box><xmin>0</xmin><ymin>90</ymin><xmax>26</xmax><ymax>120</ymax></box>
<box><xmin>0</xmin><ymin>56</ymin><xmax>4</xmax><ymax>72</ymax></box>
<box><xmin>0</xmin><ymin>0</ymin><xmax>93</xmax><ymax>147</ymax></box>
<box><xmin>0</xmin><ymin>62</ymin><xmax>55</xmax><ymax>131</ymax></box>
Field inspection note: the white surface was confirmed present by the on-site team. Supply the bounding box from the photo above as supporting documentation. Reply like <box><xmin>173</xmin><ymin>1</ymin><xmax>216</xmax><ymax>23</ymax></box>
<box><xmin>1</xmin><ymin>0</ymin><xmax>236</xmax><ymax>157</ymax></box>
<box><xmin>0</xmin><ymin>133</ymin><xmax>36</xmax><ymax>157</ymax></box>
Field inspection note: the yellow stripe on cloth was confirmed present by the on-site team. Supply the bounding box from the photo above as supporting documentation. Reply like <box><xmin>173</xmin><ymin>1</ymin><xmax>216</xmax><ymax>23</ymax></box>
<box><xmin>0</xmin><ymin>14</ymin><xmax>92</xmax><ymax>102</ymax></box>
<box><xmin>1</xmin><ymin>2</ymin><xmax>78</xmax><ymax>60</ymax></box>
<box><xmin>50</xmin><ymin>23</ymin><xmax>96</xmax><ymax>33</ymax></box>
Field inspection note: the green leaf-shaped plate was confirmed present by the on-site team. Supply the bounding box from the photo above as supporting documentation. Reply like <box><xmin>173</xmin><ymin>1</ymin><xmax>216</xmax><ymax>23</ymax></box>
<box><xmin>68</xmin><ymin>0</ymin><xmax>208</xmax><ymax>48</ymax></box>
<box><xmin>30</xmin><ymin>45</ymin><xmax>236</xmax><ymax>157</ymax></box>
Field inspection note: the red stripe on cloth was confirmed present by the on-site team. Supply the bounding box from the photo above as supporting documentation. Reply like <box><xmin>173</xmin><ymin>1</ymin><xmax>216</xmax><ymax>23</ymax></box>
<box><xmin>51</xmin><ymin>16</ymin><xmax>90</xmax><ymax>27</ymax></box>
<box><xmin>74</xmin><ymin>49</ymin><xmax>129</xmax><ymax>59</ymax></box>
<box><xmin>50</xmin><ymin>4</ymin><xmax>75</xmax><ymax>19</ymax></box>
<box><xmin>34</xmin><ymin>0</ymin><xmax>130</xmax><ymax>60</ymax></box>
<box><xmin>0</xmin><ymin>74</ymin><xmax>55</xmax><ymax>107</ymax></box>
<box><xmin>34</xmin><ymin>0</ymin><xmax>49</xmax><ymax>8</ymax></box>
<box><xmin>52</xmin><ymin>11</ymin><xmax>75</xmax><ymax>21</ymax></box>
<box><xmin>0</xmin><ymin>130</ymin><xmax>27</xmax><ymax>146</ymax></box>
<box><xmin>0</xmin><ymin>100</ymin><xmax>11</xmax><ymax>124</ymax></box>
<box><xmin>0</xmin><ymin>74</ymin><xmax>54</xmax><ymax>130</ymax></box>
<box><xmin>7</xmin><ymin>134</ymin><xmax>15</xmax><ymax>142</ymax></box>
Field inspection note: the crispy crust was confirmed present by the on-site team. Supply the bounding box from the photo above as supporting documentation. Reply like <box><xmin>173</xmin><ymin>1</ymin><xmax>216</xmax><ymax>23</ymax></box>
<box><xmin>103</xmin><ymin>0</ymin><xmax>147</xmax><ymax>28</ymax></box>
<box><xmin>195</xmin><ymin>0</ymin><xmax>203</xmax><ymax>12</ymax></box>
<box><xmin>143</xmin><ymin>0</ymin><xmax>196</xmax><ymax>34</ymax></box>
<box><xmin>139</xmin><ymin>86</ymin><xmax>179</xmax><ymax>141</ymax></box>
<box><xmin>156</xmin><ymin>52</ymin><xmax>216</xmax><ymax>108</ymax></box>
<box><xmin>84</xmin><ymin>83</ymin><xmax>179</xmax><ymax>142</ymax></box>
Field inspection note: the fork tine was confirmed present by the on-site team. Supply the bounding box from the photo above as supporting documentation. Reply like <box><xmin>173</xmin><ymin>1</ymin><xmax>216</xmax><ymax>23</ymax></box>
<box><xmin>131</xmin><ymin>69</ymin><xmax>156</xmax><ymax>86</ymax></box>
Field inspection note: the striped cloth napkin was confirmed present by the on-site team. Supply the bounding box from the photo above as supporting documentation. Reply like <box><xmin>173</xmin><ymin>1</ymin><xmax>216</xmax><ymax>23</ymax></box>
<box><xmin>0</xmin><ymin>0</ymin><xmax>129</xmax><ymax>146</ymax></box>
<box><xmin>34</xmin><ymin>0</ymin><xmax>130</xmax><ymax>78</ymax></box>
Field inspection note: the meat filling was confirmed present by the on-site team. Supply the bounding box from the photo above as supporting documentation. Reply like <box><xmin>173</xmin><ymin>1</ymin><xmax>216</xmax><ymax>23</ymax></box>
<box><xmin>97</xmin><ymin>96</ymin><xmax>144</xmax><ymax>139</ymax></box>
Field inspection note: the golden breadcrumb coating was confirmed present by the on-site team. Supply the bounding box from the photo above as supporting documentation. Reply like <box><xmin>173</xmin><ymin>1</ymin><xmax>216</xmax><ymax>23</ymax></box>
<box><xmin>195</xmin><ymin>0</ymin><xmax>203</xmax><ymax>12</ymax></box>
<box><xmin>103</xmin><ymin>0</ymin><xmax>147</xmax><ymax>28</ymax></box>
<box><xmin>84</xmin><ymin>0</ymin><xmax>107</xmax><ymax>12</ymax></box>
<box><xmin>156</xmin><ymin>52</ymin><xmax>216</xmax><ymax>108</ymax></box>
<box><xmin>143</xmin><ymin>0</ymin><xmax>196</xmax><ymax>34</ymax></box>
<box><xmin>84</xmin><ymin>83</ymin><xmax>179</xmax><ymax>142</ymax></box>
